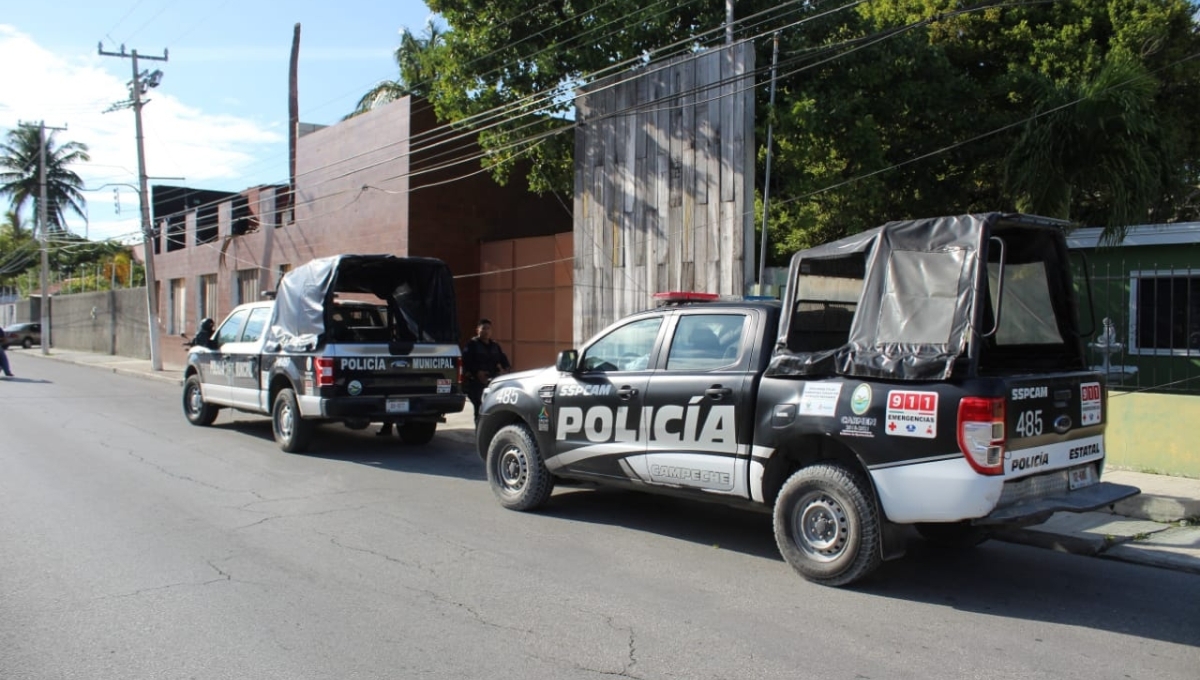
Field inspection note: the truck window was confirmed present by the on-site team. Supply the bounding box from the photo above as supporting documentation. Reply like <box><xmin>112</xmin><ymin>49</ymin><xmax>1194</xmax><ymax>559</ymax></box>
<box><xmin>666</xmin><ymin>314</ymin><xmax>746</xmax><ymax>371</ymax></box>
<box><xmin>987</xmin><ymin>261</ymin><xmax>1064</xmax><ymax>345</ymax></box>
<box><xmin>240</xmin><ymin>307</ymin><xmax>272</xmax><ymax>343</ymax></box>
<box><xmin>581</xmin><ymin>318</ymin><xmax>662</xmax><ymax>372</ymax></box>
<box><xmin>978</xmin><ymin>226</ymin><xmax>1085</xmax><ymax>372</ymax></box>
<box><xmin>215</xmin><ymin>309</ymin><xmax>250</xmax><ymax>346</ymax></box>
<box><xmin>788</xmin><ymin>254</ymin><xmax>864</xmax><ymax>353</ymax></box>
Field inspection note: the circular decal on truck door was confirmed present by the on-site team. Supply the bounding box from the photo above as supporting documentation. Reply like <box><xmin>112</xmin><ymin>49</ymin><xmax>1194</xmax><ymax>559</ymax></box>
<box><xmin>850</xmin><ymin>383</ymin><xmax>872</xmax><ymax>415</ymax></box>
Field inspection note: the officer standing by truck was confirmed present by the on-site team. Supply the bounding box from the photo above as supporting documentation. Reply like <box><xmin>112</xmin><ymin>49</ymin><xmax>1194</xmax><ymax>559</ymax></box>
<box><xmin>462</xmin><ymin>318</ymin><xmax>509</xmax><ymax>425</ymax></box>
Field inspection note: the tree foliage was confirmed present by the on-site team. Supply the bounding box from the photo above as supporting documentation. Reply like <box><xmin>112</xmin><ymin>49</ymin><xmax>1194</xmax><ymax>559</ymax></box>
<box><xmin>0</xmin><ymin>126</ymin><xmax>90</xmax><ymax>233</ymax></box>
<box><xmin>362</xmin><ymin>0</ymin><xmax>1200</xmax><ymax>256</ymax></box>
<box><xmin>346</xmin><ymin>20</ymin><xmax>447</xmax><ymax>119</ymax></box>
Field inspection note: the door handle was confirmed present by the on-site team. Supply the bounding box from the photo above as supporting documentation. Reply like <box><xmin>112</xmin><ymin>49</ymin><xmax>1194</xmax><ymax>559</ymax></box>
<box><xmin>617</xmin><ymin>385</ymin><xmax>639</xmax><ymax>400</ymax></box>
<box><xmin>705</xmin><ymin>385</ymin><xmax>732</xmax><ymax>400</ymax></box>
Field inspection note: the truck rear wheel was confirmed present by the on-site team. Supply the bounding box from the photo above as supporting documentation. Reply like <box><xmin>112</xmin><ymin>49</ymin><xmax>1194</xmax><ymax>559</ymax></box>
<box><xmin>182</xmin><ymin>375</ymin><xmax>219</xmax><ymax>426</ymax></box>
<box><xmin>486</xmin><ymin>424</ymin><xmax>554</xmax><ymax>511</ymax></box>
<box><xmin>773</xmin><ymin>463</ymin><xmax>881</xmax><ymax>587</ymax></box>
<box><xmin>272</xmin><ymin>388</ymin><xmax>314</xmax><ymax>453</ymax></box>
<box><xmin>398</xmin><ymin>421</ymin><xmax>437</xmax><ymax>445</ymax></box>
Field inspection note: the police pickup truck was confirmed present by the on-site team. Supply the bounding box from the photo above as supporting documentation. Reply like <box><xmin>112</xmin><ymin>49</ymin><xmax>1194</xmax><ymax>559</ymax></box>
<box><xmin>475</xmin><ymin>213</ymin><xmax>1140</xmax><ymax>586</ymax></box>
<box><xmin>182</xmin><ymin>254</ymin><xmax>465</xmax><ymax>452</ymax></box>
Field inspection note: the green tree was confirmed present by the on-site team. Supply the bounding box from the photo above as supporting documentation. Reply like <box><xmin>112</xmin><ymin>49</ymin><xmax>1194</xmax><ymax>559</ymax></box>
<box><xmin>0</xmin><ymin>126</ymin><xmax>90</xmax><ymax>234</ymax></box>
<box><xmin>408</xmin><ymin>0</ymin><xmax>1199</xmax><ymax>251</ymax></box>
<box><xmin>346</xmin><ymin>20</ymin><xmax>447</xmax><ymax>118</ymax></box>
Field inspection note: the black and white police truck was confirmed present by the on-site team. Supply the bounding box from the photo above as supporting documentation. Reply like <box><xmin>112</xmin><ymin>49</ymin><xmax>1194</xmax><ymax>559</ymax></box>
<box><xmin>475</xmin><ymin>213</ymin><xmax>1140</xmax><ymax>586</ymax></box>
<box><xmin>182</xmin><ymin>254</ymin><xmax>465</xmax><ymax>452</ymax></box>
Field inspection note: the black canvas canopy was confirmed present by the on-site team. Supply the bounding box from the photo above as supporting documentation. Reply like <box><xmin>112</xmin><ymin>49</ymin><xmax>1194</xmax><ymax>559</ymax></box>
<box><xmin>267</xmin><ymin>254</ymin><xmax>458</xmax><ymax>350</ymax></box>
<box><xmin>767</xmin><ymin>213</ymin><xmax>1072</xmax><ymax>380</ymax></box>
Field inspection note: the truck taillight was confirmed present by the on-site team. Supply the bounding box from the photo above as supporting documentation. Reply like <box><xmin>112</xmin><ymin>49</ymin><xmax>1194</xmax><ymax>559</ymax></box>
<box><xmin>315</xmin><ymin>357</ymin><xmax>335</xmax><ymax>387</ymax></box>
<box><xmin>456</xmin><ymin>356</ymin><xmax>463</xmax><ymax>385</ymax></box>
<box><xmin>958</xmin><ymin>397</ymin><xmax>1005</xmax><ymax>475</ymax></box>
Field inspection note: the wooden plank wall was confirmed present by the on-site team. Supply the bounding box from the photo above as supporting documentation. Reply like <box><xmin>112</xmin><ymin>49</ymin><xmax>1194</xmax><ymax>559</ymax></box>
<box><xmin>573</xmin><ymin>41</ymin><xmax>755</xmax><ymax>344</ymax></box>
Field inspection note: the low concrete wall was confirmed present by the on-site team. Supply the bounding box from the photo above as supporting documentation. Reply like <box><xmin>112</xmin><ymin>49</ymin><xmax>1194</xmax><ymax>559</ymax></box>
<box><xmin>1107</xmin><ymin>390</ymin><xmax>1200</xmax><ymax>478</ymax></box>
<box><xmin>31</xmin><ymin>288</ymin><xmax>150</xmax><ymax>359</ymax></box>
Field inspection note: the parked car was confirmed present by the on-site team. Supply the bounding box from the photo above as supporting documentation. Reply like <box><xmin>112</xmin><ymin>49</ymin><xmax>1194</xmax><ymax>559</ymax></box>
<box><xmin>2</xmin><ymin>322</ymin><xmax>41</xmax><ymax>349</ymax></box>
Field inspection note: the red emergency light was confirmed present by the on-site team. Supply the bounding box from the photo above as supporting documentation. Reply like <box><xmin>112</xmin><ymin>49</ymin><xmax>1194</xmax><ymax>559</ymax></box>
<box><xmin>653</xmin><ymin>291</ymin><xmax>720</xmax><ymax>306</ymax></box>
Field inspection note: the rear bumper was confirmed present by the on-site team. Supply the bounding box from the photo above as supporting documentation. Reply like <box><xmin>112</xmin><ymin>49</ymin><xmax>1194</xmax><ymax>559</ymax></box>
<box><xmin>304</xmin><ymin>394</ymin><xmax>466</xmax><ymax>420</ymax></box>
<box><xmin>975</xmin><ymin>481</ymin><xmax>1140</xmax><ymax>526</ymax></box>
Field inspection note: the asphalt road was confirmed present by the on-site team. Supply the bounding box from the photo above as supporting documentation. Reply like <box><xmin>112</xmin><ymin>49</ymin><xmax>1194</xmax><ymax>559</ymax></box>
<box><xmin>1</xmin><ymin>358</ymin><xmax>1198</xmax><ymax>680</ymax></box>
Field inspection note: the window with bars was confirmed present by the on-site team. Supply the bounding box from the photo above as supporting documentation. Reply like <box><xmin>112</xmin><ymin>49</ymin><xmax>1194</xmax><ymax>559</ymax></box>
<box><xmin>1130</xmin><ymin>269</ymin><xmax>1200</xmax><ymax>356</ymax></box>
<box><xmin>198</xmin><ymin>274</ymin><xmax>218</xmax><ymax>322</ymax></box>
<box><xmin>235</xmin><ymin>269</ymin><xmax>260</xmax><ymax>305</ymax></box>
<box><xmin>168</xmin><ymin>278</ymin><xmax>186</xmax><ymax>335</ymax></box>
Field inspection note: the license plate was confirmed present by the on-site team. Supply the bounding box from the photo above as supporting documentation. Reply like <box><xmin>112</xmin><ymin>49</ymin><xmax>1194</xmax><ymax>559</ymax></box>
<box><xmin>1068</xmin><ymin>464</ymin><xmax>1097</xmax><ymax>490</ymax></box>
<box><xmin>386</xmin><ymin>398</ymin><xmax>410</xmax><ymax>414</ymax></box>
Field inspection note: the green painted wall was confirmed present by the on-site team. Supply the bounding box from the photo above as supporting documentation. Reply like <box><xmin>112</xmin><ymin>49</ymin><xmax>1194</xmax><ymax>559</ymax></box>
<box><xmin>1072</xmin><ymin>241</ymin><xmax>1200</xmax><ymax>396</ymax></box>
<box><xmin>1105</xmin><ymin>390</ymin><xmax>1200</xmax><ymax>478</ymax></box>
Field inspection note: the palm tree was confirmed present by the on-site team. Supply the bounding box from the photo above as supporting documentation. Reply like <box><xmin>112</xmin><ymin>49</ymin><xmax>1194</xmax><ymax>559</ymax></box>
<box><xmin>1</xmin><ymin>209</ymin><xmax>27</xmax><ymax>239</ymax></box>
<box><xmin>346</xmin><ymin>20</ymin><xmax>446</xmax><ymax>118</ymax></box>
<box><xmin>0</xmin><ymin>126</ymin><xmax>90</xmax><ymax>235</ymax></box>
<box><xmin>1003</xmin><ymin>54</ymin><xmax>1165</xmax><ymax>244</ymax></box>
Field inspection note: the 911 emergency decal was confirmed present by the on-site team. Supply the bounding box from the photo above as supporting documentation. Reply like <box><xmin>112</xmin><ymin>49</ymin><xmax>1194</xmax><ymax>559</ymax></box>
<box><xmin>1080</xmin><ymin>382</ymin><xmax>1102</xmax><ymax>426</ymax></box>
<box><xmin>885</xmin><ymin>390</ymin><xmax>938</xmax><ymax>438</ymax></box>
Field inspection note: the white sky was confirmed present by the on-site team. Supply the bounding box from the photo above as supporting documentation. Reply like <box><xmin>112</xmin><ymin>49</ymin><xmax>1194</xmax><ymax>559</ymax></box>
<box><xmin>1</xmin><ymin>1</ymin><xmax>433</xmax><ymax>242</ymax></box>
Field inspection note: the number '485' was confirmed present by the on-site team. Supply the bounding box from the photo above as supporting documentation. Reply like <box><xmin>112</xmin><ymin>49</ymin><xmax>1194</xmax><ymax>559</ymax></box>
<box><xmin>1015</xmin><ymin>409</ymin><xmax>1043</xmax><ymax>438</ymax></box>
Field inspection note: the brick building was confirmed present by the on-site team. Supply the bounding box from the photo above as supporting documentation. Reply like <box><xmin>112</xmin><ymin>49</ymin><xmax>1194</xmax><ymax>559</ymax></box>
<box><xmin>148</xmin><ymin>96</ymin><xmax>571</xmax><ymax>369</ymax></box>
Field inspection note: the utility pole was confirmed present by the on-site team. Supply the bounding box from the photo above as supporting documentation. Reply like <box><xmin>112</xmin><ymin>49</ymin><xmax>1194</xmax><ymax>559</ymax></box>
<box><xmin>99</xmin><ymin>43</ymin><xmax>168</xmax><ymax>370</ymax></box>
<box><xmin>757</xmin><ymin>32</ymin><xmax>780</xmax><ymax>288</ymax></box>
<box><xmin>17</xmin><ymin>121</ymin><xmax>66</xmax><ymax>355</ymax></box>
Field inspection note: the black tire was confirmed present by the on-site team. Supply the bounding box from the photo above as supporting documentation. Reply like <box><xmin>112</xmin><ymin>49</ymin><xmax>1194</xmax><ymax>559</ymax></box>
<box><xmin>915</xmin><ymin>521</ymin><xmax>990</xmax><ymax>549</ymax></box>
<box><xmin>486</xmin><ymin>424</ymin><xmax>554</xmax><ymax>511</ymax></box>
<box><xmin>22</xmin><ymin>337</ymin><xmax>33</xmax><ymax>349</ymax></box>
<box><xmin>398</xmin><ymin>421</ymin><xmax>437</xmax><ymax>445</ymax></box>
<box><xmin>182</xmin><ymin>375</ymin><xmax>219</xmax><ymax>426</ymax></box>
<box><xmin>272</xmin><ymin>388</ymin><xmax>314</xmax><ymax>453</ymax></box>
<box><xmin>773</xmin><ymin>463</ymin><xmax>882</xmax><ymax>587</ymax></box>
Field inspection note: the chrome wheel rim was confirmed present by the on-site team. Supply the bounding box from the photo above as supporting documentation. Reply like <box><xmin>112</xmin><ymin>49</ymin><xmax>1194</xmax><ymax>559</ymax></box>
<box><xmin>497</xmin><ymin>444</ymin><xmax>528</xmax><ymax>493</ymax></box>
<box><xmin>792</xmin><ymin>491</ymin><xmax>849</xmax><ymax>563</ymax></box>
<box><xmin>187</xmin><ymin>385</ymin><xmax>204</xmax><ymax>415</ymax></box>
<box><xmin>277</xmin><ymin>400</ymin><xmax>295</xmax><ymax>440</ymax></box>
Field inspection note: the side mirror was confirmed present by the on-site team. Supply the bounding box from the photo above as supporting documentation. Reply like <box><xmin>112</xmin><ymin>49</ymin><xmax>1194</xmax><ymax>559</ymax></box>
<box><xmin>556</xmin><ymin>349</ymin><xmax>578</xmax><ymax>373</ymax></box>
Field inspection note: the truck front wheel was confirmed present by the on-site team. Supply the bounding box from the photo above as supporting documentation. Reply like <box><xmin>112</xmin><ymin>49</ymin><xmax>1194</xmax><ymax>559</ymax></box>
<box><xmin>182</xmin><ymin>375</ymin><xmax>219</xmax><ymax>426</ymax></box>
<box><xmin>272</xmin><ymin>388</ymin><xmax>314</xmax><ymax>453</ymax></box>
<box><xmin>773</xmin><ymin>463</ymin><xmax>881</xmax><ymax>587</ymax></box>
<box><xmin>486</xmin><ymin>424</ymin><xmax>554</xmax><ymax>511</ymax></box>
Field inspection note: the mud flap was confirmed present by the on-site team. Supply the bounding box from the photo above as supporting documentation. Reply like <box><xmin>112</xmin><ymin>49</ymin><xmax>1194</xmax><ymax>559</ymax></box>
<box><xmin>879</xmin><ymin>517</ymin><xmax>908</xmax><ymax>562</ymax></box>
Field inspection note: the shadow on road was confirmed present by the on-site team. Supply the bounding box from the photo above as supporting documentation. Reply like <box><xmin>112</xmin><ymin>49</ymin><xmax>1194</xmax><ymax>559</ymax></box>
<box><xmin>540</xmin><ymin>487</ymin><xmax>781</xmax><ymax>561</ymax></box>
<box><xmin>518</xmin><ymin>486</ymin><xmax>1200</xmax><ymax>647</ymax></box>
<box><xmin>853</xmin><ymin>539</ymin><xmax>1200</xmax><ymax>647</ymax></box>
<box><xmin>0</xmin><ymin>376</ymin><xmax>51</xmax><ymax>384</ymax></box>
<box><xmin>210</xmin><ymin>416</ymin><xmax>487</xmax><ymax>481</ymax></box>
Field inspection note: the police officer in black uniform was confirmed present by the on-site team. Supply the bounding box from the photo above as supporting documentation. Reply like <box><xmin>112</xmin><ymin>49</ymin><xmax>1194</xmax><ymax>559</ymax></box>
<box><xmin>462</xmin><ymin>318</ymin><xmax>510</xmax><ymax>425</ymax></box>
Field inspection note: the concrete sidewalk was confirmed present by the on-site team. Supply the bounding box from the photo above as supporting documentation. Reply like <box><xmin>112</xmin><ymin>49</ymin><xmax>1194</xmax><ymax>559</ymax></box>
<box><xmin>14</xmin><ymin>347</ymin><xmax>1200</xmax><ymax>577</ymax></box>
